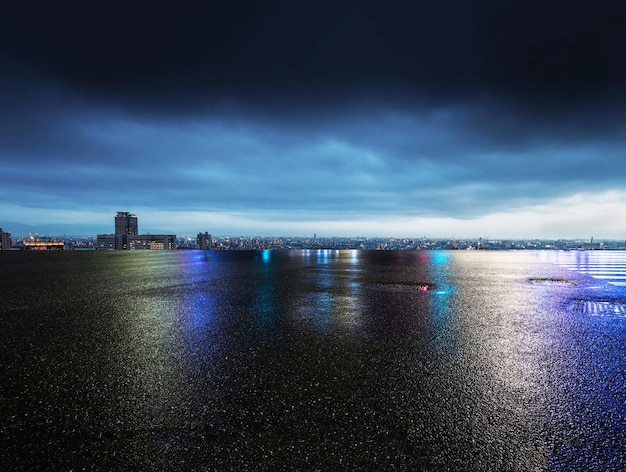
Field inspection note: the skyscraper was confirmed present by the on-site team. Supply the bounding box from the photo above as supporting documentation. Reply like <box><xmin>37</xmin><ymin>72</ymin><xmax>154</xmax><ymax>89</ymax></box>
<box><xmin>97</xmin><ymin>212</ymin><xmax>176</xmax><ymax>250</ymax></box>
<box><xmin>115</xmin><ymin>212</ymin><xmax>138</xmax><ymax>236</ymax></box>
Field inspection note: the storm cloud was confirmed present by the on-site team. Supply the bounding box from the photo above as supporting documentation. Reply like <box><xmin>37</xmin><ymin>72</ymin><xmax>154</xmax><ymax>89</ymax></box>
<box><xmin>1</xmin><ymin>1</ymin><xmax>626</xmax><ymax>236</ymax></box>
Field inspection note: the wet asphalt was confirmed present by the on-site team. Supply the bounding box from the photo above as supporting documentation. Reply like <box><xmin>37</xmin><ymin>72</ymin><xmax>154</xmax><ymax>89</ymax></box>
<box><xmin>1</xmin><ymin>250</ymin><xmax>624</xmax><ymax>470</ymax></box>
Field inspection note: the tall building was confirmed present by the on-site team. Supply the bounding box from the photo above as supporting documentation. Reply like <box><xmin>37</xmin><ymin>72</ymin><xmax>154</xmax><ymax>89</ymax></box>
<box><xmin>197</xmin><ymin>232</ymin><xmax>212</xmax><ymax>250</ymax></box>
<box><xmin>0</xmin><ymin>228</ymin><xmax>11</xmax><ymax>250</ymax></box>
<box><xmin>115</xmin><ymin>212</ymin><xmax>138</xmax><ymax>236</ymax></box>
<box><xmin>97</xmin><ymin>212</ymin><xmax>176</xmax><ymax>250</ymax></box>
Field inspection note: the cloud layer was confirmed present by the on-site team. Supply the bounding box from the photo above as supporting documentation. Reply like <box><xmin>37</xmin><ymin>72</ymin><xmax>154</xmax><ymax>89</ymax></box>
<box><xmin>1</xmin><ymin>1</ymin><xmax>626</xmax><ymax>236</ymax></box>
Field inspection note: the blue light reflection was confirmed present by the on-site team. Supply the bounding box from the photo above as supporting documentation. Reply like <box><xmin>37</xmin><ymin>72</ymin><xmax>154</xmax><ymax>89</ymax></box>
<box><xmin>262</xmin><ymin>249</ymin><xmax>271</xmax><ymax>264</ymax></box>
<box><xmin>427</xmin><ymin>251</ymin><xmax>456</xmax><ymax>354</ymax></box>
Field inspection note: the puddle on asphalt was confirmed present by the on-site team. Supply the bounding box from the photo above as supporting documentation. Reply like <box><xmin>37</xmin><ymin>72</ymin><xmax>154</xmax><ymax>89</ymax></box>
<box><xmin>528</xmin><ymin>277</ymin><xmax>576</xmax><ymax>286</ymax></box>
<box><xmin>375</xmin><ymin>282</ymin><xmax>437</xmax><ymax>292</ymax></box>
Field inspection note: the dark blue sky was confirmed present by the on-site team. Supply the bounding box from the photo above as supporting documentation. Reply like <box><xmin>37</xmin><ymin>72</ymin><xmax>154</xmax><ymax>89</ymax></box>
<box><xmin>2</xmin><ymin>1</ymin><xmax>626</xmax><ymax>237</ymax></box>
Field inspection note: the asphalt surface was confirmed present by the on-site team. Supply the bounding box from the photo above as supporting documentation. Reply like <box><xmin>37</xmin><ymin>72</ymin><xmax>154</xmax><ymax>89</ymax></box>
<box><xmin>1</xmin><ymin>250</ymin><xmax>624</xmax><ymax>470</ymax></box>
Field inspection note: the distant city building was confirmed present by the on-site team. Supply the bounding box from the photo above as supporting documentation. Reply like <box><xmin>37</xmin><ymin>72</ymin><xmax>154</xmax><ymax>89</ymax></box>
<box><xmin>96</xmin><ymin>234</ymin><xmax>123</xmax><ymax>250</ymax></box>
<box><xmin>197</xmin><ymin>232</ymin><xmax>212</xmax><ymax>250</ymax></box>
<box><xmin>23</xmin><ymin>235</ymin><xmax>65</xmax><ymax>251</ymax></box>
<box><xmin>115</xmin><ymin>212</ymin><xmax>138</xmax><ymax>236</ymax></box>
<box><xmin>97</xmin><ymin>212</ymin><xmax>176</xmax><ymax>250</ymax></box>
<box><xmin>0</xmin><ymin>228</ymin><xmax>11</xmax><ymax>250</ymax></box>
<box><xmin>128</xmin><ymin>234</ymin><xmax>176</xmax><ymax>250</ymax></box>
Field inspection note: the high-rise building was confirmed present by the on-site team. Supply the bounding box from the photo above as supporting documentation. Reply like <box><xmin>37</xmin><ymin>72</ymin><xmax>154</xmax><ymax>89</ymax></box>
<box><xmin>197</xmin><ymin>232</ymin><xmax>212</xmax><ymax>250</ymax></box>
<box><xmin>115</xmin><ymin>212</ymin><xmax>138</xmax><ymax>236</ymax></box>
<box><xmin>0</xmin><ymin>228</ymin><xmax>11</xmax><ymax>250</ymax></box>
<box><xmin>97</xmin><ymin>212</ymin><xmax>176</xmax><ymax>250</ymax></box>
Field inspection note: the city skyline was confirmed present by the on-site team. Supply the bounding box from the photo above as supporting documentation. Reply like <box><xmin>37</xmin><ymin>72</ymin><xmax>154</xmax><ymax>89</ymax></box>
<box><xmin>1</xmin><ymin>219</ymin><xmax>622</xmax><ymax>245</ymax></box>
<box><xmin>2</xmin><ymin>208</ymin><xmax>625</xmax><ymax>250</ymax></box>
<box><xmin>2</xmin><ymin>3</ymin><xmax>626</xmax><ymax>238</ymax></box>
